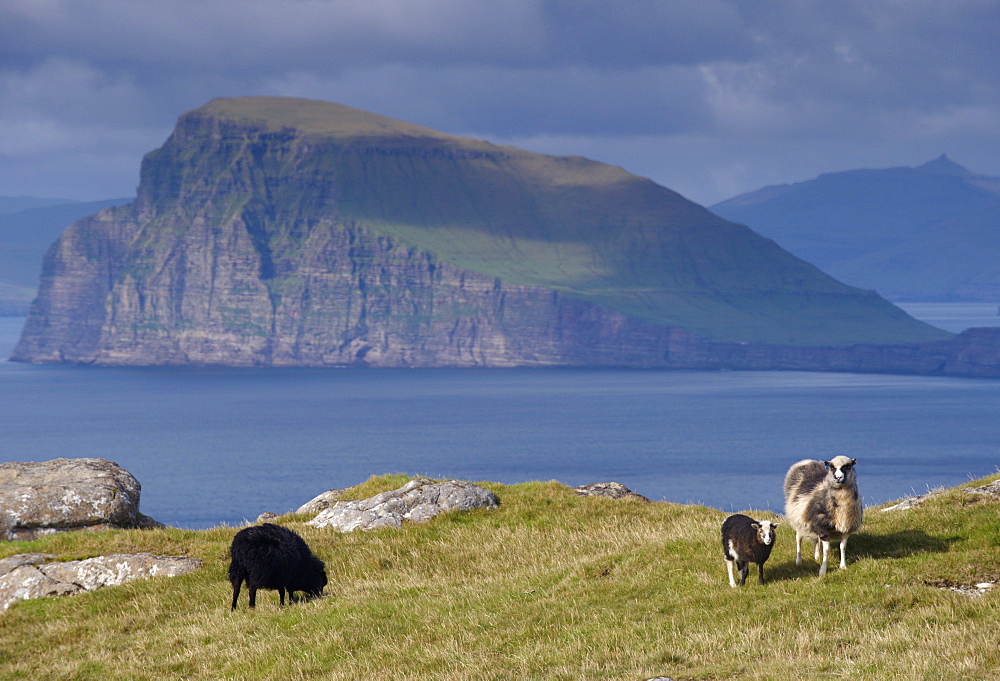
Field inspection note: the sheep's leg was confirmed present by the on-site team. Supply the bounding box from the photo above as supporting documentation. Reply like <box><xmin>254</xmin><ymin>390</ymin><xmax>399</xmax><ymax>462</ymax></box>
<box><xmin>813</xmin><ymin>541</ymin><xmax>821</xmax><ymax>561</ymax></box>
<box><xmin>248</xmin><ymin>585</ymin><xmax>257</xmax><ymax>608</ymax></box>
<box><xmin>757</xmin><ymin>563</ymin><xmax>766</xmax><ymax>586</ymax></box>
<box><xmin>279</xmin><ymin>587</ymin><xmax>286</xmax><ymax>607</ymax></box>
<box><xmin>726</xmin><ymin>559</ymin><xmax>737</xmax><ymax>587</ymax></box>
<box><xmin>838</xmin><ymin>537</ymin><xmax>849</xmax><ymax>569</ymax></box>
<box><xmin>818</xmin><ymin>540</ymin><xmax>830</xmax><ymax>576</ymax></box>
<box><xmin>795</xmin><ymin>532</ymin><xmax>803</xmax><ymax>565</ymax></box>
<box><xmin>737</xmin><ymin>562</ymin><xmax>749</xmax><ymax>586</ymax></box>
<box><xmin>230</xmin><ymin>580</ymin><xmax>242</xmax><ymax>611</ymax></box>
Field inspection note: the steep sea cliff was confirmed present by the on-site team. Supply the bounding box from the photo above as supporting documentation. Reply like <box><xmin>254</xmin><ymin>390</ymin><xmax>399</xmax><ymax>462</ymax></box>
<box><xmin>15</xmin><ymin>96</ymin><xmax>1000</xmax><ymax>375</ymax></box>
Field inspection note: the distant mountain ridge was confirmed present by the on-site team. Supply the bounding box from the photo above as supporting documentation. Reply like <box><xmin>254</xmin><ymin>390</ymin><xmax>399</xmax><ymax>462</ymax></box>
<box><xmin>0</xmin><ymin>196</ymin><xmax>76</xmax><ymax>215</ymax></box>
<box><xmin>711</xmin><ymin>155</ymin><xmax>1000</xmax><ymax>301</ymax></box>
<box><xmin>13</xmin><ymin>96</ymin><xmax>953</xmax><ymax>369</ymax></box>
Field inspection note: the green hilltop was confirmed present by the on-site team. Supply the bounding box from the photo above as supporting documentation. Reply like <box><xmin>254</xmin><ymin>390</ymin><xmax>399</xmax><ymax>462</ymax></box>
<box><xmin>185</xmin><ymin>97</ymin><xmax>946</xmax><ymax>346</ymax></box>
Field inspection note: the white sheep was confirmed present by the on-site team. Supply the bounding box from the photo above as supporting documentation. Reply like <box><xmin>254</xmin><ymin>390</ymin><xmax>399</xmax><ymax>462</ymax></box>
<box><xmin>783</xmin><ymin>456</ymin><xmax>863</xmax><ymax>576</ymax></box>
<box><xmin>721</xmin><ymin>513</ymin><xmax>779</xmax><ymax>587</ymax></box>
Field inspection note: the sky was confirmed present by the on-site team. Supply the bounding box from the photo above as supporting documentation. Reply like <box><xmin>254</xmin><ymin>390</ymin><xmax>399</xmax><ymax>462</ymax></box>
<box><xmin>1</xmin><ymin>0</ymin><xmax>998</xmax><ymax>207</ymax></box>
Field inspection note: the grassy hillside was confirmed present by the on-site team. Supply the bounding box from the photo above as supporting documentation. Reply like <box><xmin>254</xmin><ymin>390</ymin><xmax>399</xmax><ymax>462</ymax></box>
<box><xmin>2</xmin><ymin>473</ymin><xmax>997</xmax><ymax>680</ymax></box>
<box><xmin>186</xmin><ymin>97</ymin><xmax>947</xmax><ymax>346</ymax></box>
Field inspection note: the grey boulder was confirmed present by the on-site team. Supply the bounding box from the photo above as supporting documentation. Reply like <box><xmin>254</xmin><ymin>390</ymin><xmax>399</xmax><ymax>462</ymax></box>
<box><xmin>308</xmin><ymin>479</ymin><xmax>499</xmax><ymax>532</ymax></box>
<box><xmin>0</xmin><ymin>552</ymin><xmax>202</xmax><ymax>612</ymax></box>
<box><xmin>575</xmin><ymin>482</ymin><xmax>650</xmax><ymax>502</ymax></box>
<box><xmin>0</xmin><ymin>458</ymin><xmax>162</xmax><ymax>541</ymax></box>
<box><xmin>296</xmin><ymin>487</ymin><xmax>353</xmax><ymax>515</ymax></box>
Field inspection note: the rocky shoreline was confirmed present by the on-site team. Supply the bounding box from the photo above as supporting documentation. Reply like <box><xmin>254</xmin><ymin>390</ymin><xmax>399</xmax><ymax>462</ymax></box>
<box><xmin>14</xmin><ymin>318</ymin><xmax>1000</xmax><ymax>378</ymax></box>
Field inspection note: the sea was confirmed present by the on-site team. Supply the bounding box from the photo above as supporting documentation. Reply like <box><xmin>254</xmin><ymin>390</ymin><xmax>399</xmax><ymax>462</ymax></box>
<box><xmin>2</xmin><ymin>303</ymin><xmax>999</xmax><ymax>529</ymax></box>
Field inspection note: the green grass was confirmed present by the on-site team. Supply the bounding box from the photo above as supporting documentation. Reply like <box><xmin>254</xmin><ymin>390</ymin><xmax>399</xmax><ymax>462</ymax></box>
<box><xmin>202</xmin><ymin>97</ymin><xmax>468</xmax><ymax>143</ymax></box>
<box><xmin>2</xmin><ymin>473</ymin><xmax>997</xmax><ymax>680</ymax></box>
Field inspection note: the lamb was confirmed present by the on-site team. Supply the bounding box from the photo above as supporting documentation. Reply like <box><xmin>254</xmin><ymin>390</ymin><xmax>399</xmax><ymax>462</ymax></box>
<box><xmin>783</xmin><ymin>456</ymin><xmax>863</xmax><ymax>576</ymax></box>
<box><xmin>228</xmin><ymin>523</ymin><xmax>328</xmax><ymax>610</ymax></box>
<box><xmin>721</xmin><ymin>513</ymin><xmax>779</xmax><ymax>587</ymax></box>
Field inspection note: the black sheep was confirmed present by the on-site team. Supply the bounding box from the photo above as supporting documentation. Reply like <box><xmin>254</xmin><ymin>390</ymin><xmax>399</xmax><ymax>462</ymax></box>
<box><xmin>721</xmin><ymin>513</ymin><xmax>779</xmax><ymax>587</ymax></box>
<box><xmin>228</xmin><ymin>523</ymin><xmax>328</xmax><ymax>610</ymax></box>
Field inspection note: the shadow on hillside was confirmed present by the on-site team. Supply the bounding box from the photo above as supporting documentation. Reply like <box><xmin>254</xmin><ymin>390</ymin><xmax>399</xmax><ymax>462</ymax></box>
<box><xmin>849</xmin><ymin>529</ymin><xmax>957</xmax><ymax>560</ymax></box>
<box><xmin>764</xmin><ymin>530</ymin><xmax>957</xmax><ymax>582</ymax></box>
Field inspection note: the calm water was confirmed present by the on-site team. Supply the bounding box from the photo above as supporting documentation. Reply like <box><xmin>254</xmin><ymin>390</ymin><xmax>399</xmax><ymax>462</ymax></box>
<box><xmin>895</xmin><ymin>301</ymin><xmax>1000</xmax><ymax>333</ymax></box>
<box><xmin>1</xmin><ymin>313</ymin><xmax>998</xmax><ymax>528</ymax></box>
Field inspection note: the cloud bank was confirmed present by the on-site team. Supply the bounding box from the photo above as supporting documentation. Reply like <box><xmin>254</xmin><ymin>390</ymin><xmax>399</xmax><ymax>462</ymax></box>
<box><xmin>1</xmin><ymin>0</ymin><xmax>997</xmax><ymax>204</ymax></box>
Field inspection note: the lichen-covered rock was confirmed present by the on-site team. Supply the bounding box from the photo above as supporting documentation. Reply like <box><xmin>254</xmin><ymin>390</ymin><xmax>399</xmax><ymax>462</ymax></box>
<box><xmin>0</xmin><ymin>565</ymin><xmax>79</xmax><ymax>611</ymax></box>
<box><xmin>881</xmin><ymin>478</ymin><xmax>1000</xmax><ymax>512</ymax></box>
<box><xmin>574</xmin><ymin>482</ymin><xmax>650</xmax><ymax>502</ymax></box>
<box><xmin>38</xmin><ymin>553</ymin><xmax>201</xmax><ymax>591</ymax></box>
<box><xmin>296</xmin><ymin>488</ymin><xmax>353</xmax><ymax>515</ymax></box>
<box><xmin>0</xmin><ymin>553</ymin><xmax>201</xmax><ymax>612</ymax></box>
<box><xmin>0</xmin><ymin>553</ymin><xmax>56</xmax><ymax>575</ymax></box>
<box><xmin>308</xmin><ymin>479</ymin><xmax>499</xmax><ymax>532</ymax></box>
<box><xmin>964</xmin><ymin>479</ymin><xmax>1000</xmax><ymax>499</ymax></box>
<box><xmin>0</xmin><ymin>458</ymin><xmax>161</xmax><ymax>541</ymax></box>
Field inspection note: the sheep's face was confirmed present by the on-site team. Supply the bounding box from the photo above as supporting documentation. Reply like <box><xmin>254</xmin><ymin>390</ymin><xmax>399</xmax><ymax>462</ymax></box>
<box><xmin>825</xmin><ymin>456</ymin><xmax>857</xmax><ymax>488</ymax></box>
<box><xmin>302</xmin><ymin>556</ymin><xmax>328</xmax><ymax>597</ymax></box>
<box><xmin>307</xmin><ymin>570</ymin><xmax>328</xmax><ymax>597</ymax></box>
<box><xmin>754</xmin><ymin>520</ymin><xmax>779</xmax><ymax>546</ymax></box>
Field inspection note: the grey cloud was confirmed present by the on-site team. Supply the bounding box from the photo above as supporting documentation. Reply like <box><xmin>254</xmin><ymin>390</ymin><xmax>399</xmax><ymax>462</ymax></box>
<box><xmin>536</xmin><ymin>0</ymin><xmax>755</xmax><ymax>67</ymax></box>
<box><xmin>1</xmin><ymin>1</ymin><xmax>547</xmax><ymax>74</ymax></box>
<box><xmin>0</xmin><ymin>0</ymin><xmax>996</xmax><ymax>203</ymax></box>
<box><xmin>734</xmin><ymin>1</ymin><xmax>1000</xmax><ymax>109</ymax></box>
<box><xmin>1</xmin><ymin>0</ymin><xmax>752</xmax><ymax>74</ymax></box>
<box><xmin>269</xmin><ymin>63</ymin><xmax>713</xmax><ymax>137</ymax></box>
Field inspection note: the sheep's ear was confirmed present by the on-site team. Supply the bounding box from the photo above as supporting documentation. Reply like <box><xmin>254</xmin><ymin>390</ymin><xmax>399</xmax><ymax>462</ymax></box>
<box><xmin>772</xmin><ymin>521</ymin><xmax>781</xmax><ymax>528</ymax></box>
<box><xmin>851</xmin><ymin>458</ymin><xmax>857</xmax><ymax>466</ymax></box>
<box><xmin>824</xmin><ymin>461</ymin><xmax>832</xmax><ymax>469</ymax></box>
<box><xmin>751</xmin><ymin>523</ymin><xmax>760</xmax><ymax>530</ymax></box>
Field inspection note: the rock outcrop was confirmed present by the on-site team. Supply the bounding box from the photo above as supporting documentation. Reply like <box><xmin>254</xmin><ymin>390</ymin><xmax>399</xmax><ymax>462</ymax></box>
<box><xmin>16</xmin><ymin>95</ymin><xmax>978</xmax><ymax>374</ymax></box>
<box><xmin>963</xmin><ymin>479</ymin><xmax>1000</xmax><ymax>498</ymax></box>
<box><xmin>881</xmin><ymin>477</ymin><xmax>1000</xmax><ymax>512</ymax></box>
<box><xmin>0</xmin><ymin>552</ymin><xmax>202</xmax><ymax>612</ymax></box>
<box><xmin>307</xmin><ymin>479</ymin><xmax>499</xmax><ymax>532</ymax></box>
<box><xmin>0</xmin><ymin>459</ymin><xmax>162</xmax><ymax>541</ymax></box>
<box><xmin>574</xmin><ymin>482</ymin><xmax>650</xmax><ymax>502</ymax></box>
<box><xmin>296</xmin><ymin>488</ymin><xmax>353</xmax><ymax>516</ymax></box>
